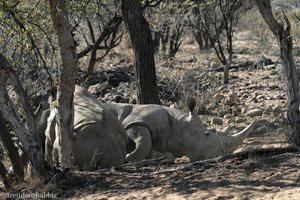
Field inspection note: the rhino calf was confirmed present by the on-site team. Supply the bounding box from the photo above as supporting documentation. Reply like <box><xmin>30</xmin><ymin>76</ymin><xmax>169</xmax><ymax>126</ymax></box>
<box><xmin>104</xmin><ymin>99</ymin><xmax>257</xmax><ymax>162</ymax></box>
<box><xmin>44</xmin><ymin>86</ymin><xmax>128</xmax><ymax>169</ymax></box>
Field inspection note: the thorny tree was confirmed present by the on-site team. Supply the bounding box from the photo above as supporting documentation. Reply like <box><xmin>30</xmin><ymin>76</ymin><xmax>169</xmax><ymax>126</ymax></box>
<box><xmin>72</xmin><ymin>1</ymin><xmax>123</xmax><ymax>78</ymax></box>
<box><xmin>148</xmin><ymin>0</ymin><xmax>186</xmax><ymax>58</ymax></box>
<box><xmin>0</xmin><ymin>54</ymin><xmax>50</xmax><ymax>179</ymax></box>
<box><xmin>256</xmin><ymin>0</ymin><xmax>300</xmax><ymax>147</ymax></box>
<box><xmin>189</xmin><ymin>0</ymin><xmax>254</xmax><ymax>84</ymax></box>
<box><xmin>49</xmin><ymin>0</ymin><xmax>76</xmax><ymax>167</ymax></box>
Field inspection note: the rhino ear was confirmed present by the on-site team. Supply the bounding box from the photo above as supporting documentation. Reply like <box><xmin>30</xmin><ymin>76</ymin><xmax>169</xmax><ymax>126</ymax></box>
<box><xmin>186</xmin><ymin>97</ymin><xmax>196</xmax><ymax>115</ymax></box>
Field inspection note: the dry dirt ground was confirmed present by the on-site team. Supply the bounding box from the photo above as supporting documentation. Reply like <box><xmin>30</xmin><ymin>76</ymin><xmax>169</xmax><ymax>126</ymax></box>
<box><xmin>1</xmin><ymin>39</ymin><xmax>300</xmax><ymax>199</ymax></box>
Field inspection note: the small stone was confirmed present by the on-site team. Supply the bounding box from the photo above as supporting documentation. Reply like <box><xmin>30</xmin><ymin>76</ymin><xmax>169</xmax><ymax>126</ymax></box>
<box><xmin>269</xmin><ymin>85</ymin><xmax>279</xmax><ymax>90</ymax></box>
<box><xmin>207</xmin><ymin>102</ymin><xmax>218</xmax><ymax>110</ymax></box>
<box><xmin>224</xmin><ymin>114</ymin><xmax>233</xmax><ymax>119</ymax></box>
<box><xmin>213</xmin><ymin>94</ymin><xmax>225</xmax><ymax>103</ymax></box>
<box><xmin>240</xmin><ymin>106</ymin><xmax>248</xmax><ymax>114</ymax></box>
<box><xmin>207</xmin><ymin>110</ymin><xmax>219</xmax><ymax>116</ymax></box>
<box><xmin>256</xmin><ymin>95</ymin><xmax>266</xmax><ymax>100</ymax></box>
<box><xmin>217</xmin><ymin>85</ymin><xmax>227</xmax><ymax>92</ymax></box>
<box><xmin>250</xmin><ymin>97</ymin><xmax>258</xmax><ymax>103</ymax></box>
<box><xmin>261</xmin><ymin>75</ymin><xmax>270</xmax><ymax>80</ymax></box>
<box><xmin>264</xmin><ymin>64</ymin><xmax>276</xmax><ymax>70</ymax></box>
<box><xmin>247</xmin><ymin>108</ymin><xmax>263</xmax><ymax>117</ymax></box>
<box><xmin>235</xmin><ymin>117</ymin><xmax>247</xmax><ymax>123</ymax></box>
<box><xmin>212</xmin><ymin>118</ymin><xmax>223</xmax><ymax>125</ymax></box>
<box><xmin>242</xmin><ymin>93</ymin><xmax>249</xmax><ymax>99</ymax></box>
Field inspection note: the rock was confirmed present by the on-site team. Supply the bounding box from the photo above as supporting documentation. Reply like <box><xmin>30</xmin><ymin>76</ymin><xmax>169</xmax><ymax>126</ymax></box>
<box><xmin>221</xmin><ymin>89</ymin><xmax>231</xmax><ymax>95</ymax></box>
<box><xmin>261</xmin><ymin>75</ymin><xmax>270</xmax><ymax>80</ymax></box>
<box><xmin>268</xmin><ymin>85</ymin><xmax>279</xmax><ymax>90</ymax></box>
<box><xmin>264</xmin><ymin>64</ymin><xmax>276</xmax><ymax>70</ymax></box>
<box><xmin>212</xmin><ymin>118</ymin><xmax>223</xmax><ymax>125</ymax></box>
<box><xmin>264</xmin><ymin>104</ymin><xmax>282</xmax><ymax>115</ymax></box>
<box><xmin>240</xmin><ymin>106</ymin><xmax>248</xmax><ymax>114</ymax></box>
<box><xmin>256</xmin><ymin>95</ymin><xmax>266</xmax><ymax>100</ymax></box>
<box><xmin>223</xmin><ymin>114</ymin><xmax>233</xmax><ymax>119</ymax></box>
<box><xmin>213</xmin><ymin>94</ymin><xmax>225</xmax><ymax>103</ymax></box>
<box><xmin>246</xmin><ymin>84</ymin><xmax>261</xmax><ymax>90</ymax></box>
<box><xmin>222</xmin><ymin>93</ymin><xmax>239</xmax><ymax>106</ymax></box>
<box><xmin>218</xmin><ymin>108</ymin><xmax>232</xmax><ymax>117</ymax></box>
<box><xmin>250</xmin><ymin>97</ymin><xmax>258</xmax><ymax>103</ymax></box>
<box><xmin>207</xmin><ymin>102</ymin><xmax>218</xmax><ymax>110</ymax></box>
<box><xmin>235</xmin><ymin>117</ymin><xmax>247</xmax><ymax>123</ymax></box>
<box><xmin>217</xmin><ymin>85</ymin><xmax>228</xmax><ymax>92</ymax></box>
<box><xmin>242</xmin><ymin>93</ymin><xmax>249</xmax><ymax>99</ymax></box>
<box><xmin>247</xmin><ymin>108</ymin><xmax>263</xmax><ymax>117</ymax></box>
<box><xmin>88</xmin><ymin>82</ymin><xmax>109</xmax><ymax>96</ymax></box>
<box><xmin>206</xmin><ymin>110</ymin><xmax>219</xmax><ymax>116</ymax></box>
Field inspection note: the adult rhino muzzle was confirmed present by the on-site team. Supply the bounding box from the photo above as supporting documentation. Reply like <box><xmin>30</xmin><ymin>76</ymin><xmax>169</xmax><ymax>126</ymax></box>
<box><xmin>204</xmin><ymin>121</ymin><xmax>257</xmax><ymax>160</ymax></box>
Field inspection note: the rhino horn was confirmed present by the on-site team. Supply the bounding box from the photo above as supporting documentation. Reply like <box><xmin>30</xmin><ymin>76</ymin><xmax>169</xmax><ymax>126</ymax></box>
<box><xmin>228</xmin><ymin>120</ymin><xmax>257</xmax><ymax>151</ymax></box>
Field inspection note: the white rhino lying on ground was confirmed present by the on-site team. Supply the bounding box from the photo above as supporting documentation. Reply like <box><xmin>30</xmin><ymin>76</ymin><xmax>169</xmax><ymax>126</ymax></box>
<box><xmin>104</xmin><ymin>99</ymin><xmax>257</xmax><ymax>162</ymax></box>
<box><xmin>45</xmin><ymin>86</ymin><xmax>128</xmax><ymax>169</ymax></box>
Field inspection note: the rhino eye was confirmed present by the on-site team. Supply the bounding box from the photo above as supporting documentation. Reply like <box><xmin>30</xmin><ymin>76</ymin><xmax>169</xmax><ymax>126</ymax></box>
<box><xmin>204</xmin><ymin>131</ymin><xmax>210</xmax><ymax>136</ymax></box>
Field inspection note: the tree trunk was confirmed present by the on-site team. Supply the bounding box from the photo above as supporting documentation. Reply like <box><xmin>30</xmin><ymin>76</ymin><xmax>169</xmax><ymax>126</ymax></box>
<box><xmin>193</xmin><ymin>30</ymin><xmax>204</xmax><ymax>51</ymax></box>
<box><xmin>121</xmin><ymin>0</ymin><xmax>160</xmax><ymax>104</ymax></box>
<box><xmin>224</xmin><ymin>32</ymin><xmax>233</xmax><ymax>85</ymax></box>
<box><xmin>256</xmin><ymin>0</ymin><xmax>300</xmax><ymax>146</ymax></box>
<box><xmin>0</xmin><ymin>54</ymin><xmax>49</xmax><ymax>178</ymax></box>
<box><xmin>49</xmin><ymin>0</ymin><xmax>76</xmax><ymax>167</ymax></box>
<box><xmin>85</xmin><ymin>15</ymin><xmax>123</xmax><ymax>77</ymax></box>
<box><xmin>0</xmin><ymin>113</ymin><xmax>24</xmax><ymax>180</ymax></box>
<box><xmin>223</xmin><ymin>63</ymin><xmax>230</xmax><ymax>84</ymax></box>
<box><xmin>0</xmin><ymin>159</ymin><xmax>11</xmax><ymax>188</ymax></box>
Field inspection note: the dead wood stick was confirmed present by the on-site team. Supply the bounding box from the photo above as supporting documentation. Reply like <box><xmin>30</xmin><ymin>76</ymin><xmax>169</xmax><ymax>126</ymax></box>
<box><xmin>116</xmin><ymin>157</ymin><xmax>167</xmax><ymax>169</ymax></box>
<box><xmin>154</xmin><ymin>146</ymin><xmax>299</xmax><ymax>174</ymax></box>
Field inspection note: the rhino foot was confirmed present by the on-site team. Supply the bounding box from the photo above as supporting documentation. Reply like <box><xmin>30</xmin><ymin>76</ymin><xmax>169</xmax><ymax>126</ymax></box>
<box><xmin>125</xmin><ymin>126</ymin><xmax>152</xmax><ymax>162</ymax></box>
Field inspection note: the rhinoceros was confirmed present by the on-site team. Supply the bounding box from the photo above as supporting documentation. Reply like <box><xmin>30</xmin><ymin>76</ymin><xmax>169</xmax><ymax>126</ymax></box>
<box><xmin>44</xmin><ymin>86</ymin><xmax>128</xmax><ymax>169</ymax></box>
<box><xmin>104</xmin><ymin>99</ymin><xmax>257</xmax><ymax>162</ymax></box>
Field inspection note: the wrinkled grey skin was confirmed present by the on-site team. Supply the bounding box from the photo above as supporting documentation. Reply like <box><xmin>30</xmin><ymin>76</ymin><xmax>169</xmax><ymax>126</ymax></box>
<box><xmin>104</xmin><ymin>100</ymin><xmax>257</xmax><ymax>162</ymax></box>
<box><xmin>11</xmin><ymin>86</ymin><xmax>128</xmax><ymax>175</ymax></box>
<box><xmin>45</xmin><ymin>86</ymin><xmax>128</xmax><ymax>169</ymax></box>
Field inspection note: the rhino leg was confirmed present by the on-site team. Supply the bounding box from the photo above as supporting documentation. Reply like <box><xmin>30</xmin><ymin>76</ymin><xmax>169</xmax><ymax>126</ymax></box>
<box><xmin>52</xmin><ymin>137</ymin><xmax>61</xmax><ymax>167</ymax></box>
<box><xmin>45</xmin><ymin>138</ymin><xmax>53</xmax><ymax>164</ymax></box>
<box><xmin>126</xmin><ymin>126</ymin><xmax>152</xmax><ymax>162</ymax></box>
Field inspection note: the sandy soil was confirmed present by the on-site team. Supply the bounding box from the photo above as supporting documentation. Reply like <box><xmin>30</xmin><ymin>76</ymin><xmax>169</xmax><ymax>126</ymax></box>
<box><xmin>31</xmin><ymin>131</ymin><xmax>297</xmax><ymax>200</ymax></box>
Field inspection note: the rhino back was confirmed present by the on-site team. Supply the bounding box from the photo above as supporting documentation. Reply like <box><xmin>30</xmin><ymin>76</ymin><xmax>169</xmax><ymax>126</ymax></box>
<box><xmin>103</xmin><ymin>103</ymin><xmax>134</xmax><ymax>122</ymax></box>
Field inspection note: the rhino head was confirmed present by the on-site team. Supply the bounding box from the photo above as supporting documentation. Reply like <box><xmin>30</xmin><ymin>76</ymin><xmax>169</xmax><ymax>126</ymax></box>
<box><xmin>181</xmin><ymin>97</ymin><xmax>257</xmax><ymax>161</ymax></box>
